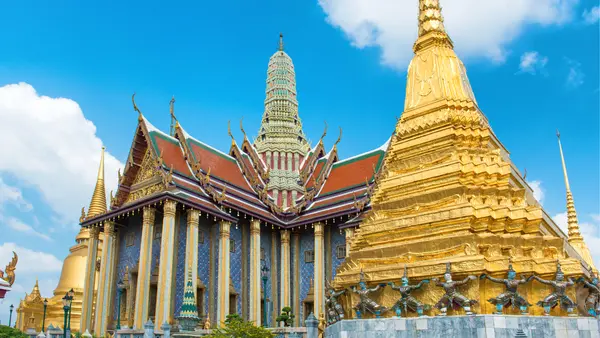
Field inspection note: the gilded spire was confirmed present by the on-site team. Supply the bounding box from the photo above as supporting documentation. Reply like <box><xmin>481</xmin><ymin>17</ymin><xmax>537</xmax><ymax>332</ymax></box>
<box><xmin>278</xmin><ymin>33</ymin><xmax>284</xmax><ymax>51</ymax></box>
<box><xmin>556</xmin><ymin>130</ymin><xmax>581</xmax><ymax>239</ymax></box>
<box><xmin>415</xmin><ymin>0</ymin><xmax>453</xmax><ymax>51</ymax></box>
<box><xmin>557</xmin><ymin>130</ymin><xmax>596</xmax><ymax>271</ymax></box>
<box><xmin>87</xmin><ymin>147</ymin><xmax>107</xmax><ymax>218</ymax></box>
<box><xmin>403</xmin><ymin>0</ymin><xmax>477</xmax><ymax>114</ymax></box>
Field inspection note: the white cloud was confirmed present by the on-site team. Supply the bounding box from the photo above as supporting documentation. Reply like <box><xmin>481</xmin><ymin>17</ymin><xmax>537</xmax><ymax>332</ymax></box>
<box><xmin>0</xmin><ymin>242</ymin><xmax>63</xmax><ymax>274</ymax></box>
<box><xmin>527</xmin><ymin>180</ymin><xmax>545</xmax><ymax>205</ymax></box>
<box><xmin>519</xmin><ymin>51</ymin><xmax>549</xmax><ymax>75</ymax></box>
<box><xmin>318</xmin><ymin>0</ymin><xmax>579</xmax><ymax>69</ymax></box>
<box><xmin>582</xmin><ymin>6</ymin><xmax>600</xmax><ymax>24</ymax></box>
<box><xmin>1</xmin><ymin>217</ymin><xmax>52</xmax><ymax>242</ymax></box>
<box><xmin>553</xmin><ymin>212</ymin><xmax>600</xmax><ymax>268</ymax></box>
<box><xmin>0</xmin><ymin>177</ymin><xmax>32</xmax><ymax>211</ymax></box>
<box><xmin>0</xmin><ymin>83</ymin><xmax>124</xmax><ymax>224</ymax></box>
<box><xmin>565</xmin><ymin>58</ymin><xmax>585</xmax><ymax>88</ymax></box>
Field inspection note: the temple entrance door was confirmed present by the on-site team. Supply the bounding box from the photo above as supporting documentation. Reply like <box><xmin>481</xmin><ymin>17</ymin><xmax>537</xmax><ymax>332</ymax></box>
<box><xmin>148</xmin><ymin>284</ymin><xmax>158</xmax><ymax>322</ymax></box>
<box><xmin>196</xmin><ymin>287</ymin><xmax>204</xmax><ymax>317</ymax></box>
<box><xmin>229</xmin><ymin>294</ymin><xmax>237</xmax><ymax>314</ymax></box>
<box><xmin>303</xmin><ymin>302</ymin><xmax>314</xmax><ymax>322</ymax></box>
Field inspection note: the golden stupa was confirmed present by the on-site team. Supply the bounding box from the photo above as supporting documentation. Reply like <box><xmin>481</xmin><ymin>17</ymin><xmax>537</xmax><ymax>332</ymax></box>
<box><xmin>333</xmin><ymin>0</ymin><xmax>596</xmax><ymax>317</ymax></box>
<box><xmin>16</xmin><ymin>149</ymin><xmax>107</xmax><ymax>332</ymax></box>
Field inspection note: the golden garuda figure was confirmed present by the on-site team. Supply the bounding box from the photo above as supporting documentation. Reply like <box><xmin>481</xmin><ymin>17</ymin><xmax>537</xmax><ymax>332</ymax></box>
<box><xmin>480</xmin><ymin>263</ymin><xmax>531</xmax><ymax>315</ymax></box>
<box><xmin>577</xmin><ymin>273</ymin><xmax>600</xmax><ymax>317</ymax></box>
<box><xmin>325</xmin><ymin>280</ymin><xmax>346</xmax><ymax>325</ymax></box>
<box><xmin>432</xmin><ymin>263</ymin><xmax>477</xmax><ymax>316</ymax></box>
<box><xmin>350</xmin><ymin>270</ymin><xmax>387</xmax><ymax>318</ymax></box>
<box><xmin>0</xmin><ymin>251</ymin><xmax>18</xmax><ymax>286</ymax></box>
<box><xmin>388</xmin><ymin>265</ymin><xmax>430</xmax><ymax>317</ymax></box>
<box><xmin>531</xmin><ymin>262</ymin><xmax>576</xmax><ymax>316</ymax></box>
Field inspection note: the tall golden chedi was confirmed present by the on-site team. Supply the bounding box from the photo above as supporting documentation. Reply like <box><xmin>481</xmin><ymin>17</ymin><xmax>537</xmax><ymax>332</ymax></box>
<box><xmin>16</xmin><ymin>149</ymin><xmax>106</xmax><ymax>332</ymax></box>
<box><xmin>333</xmin><ymin>0</ymin><xmax>596</xmax><ymax>317</ymax></box>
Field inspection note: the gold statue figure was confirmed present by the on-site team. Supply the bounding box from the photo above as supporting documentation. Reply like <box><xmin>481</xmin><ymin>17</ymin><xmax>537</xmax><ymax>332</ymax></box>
<box><xmin>531</xmin><ymin>262</ymin><xmax>576</xmax><ymax>316</ymax></box>
<box><xmin>0</xmin><ymin>251</ymin><xmax>18</xmax><ymax>286</ymax></box>
<box><xmin>480</xmin><ymin>263</ymin><xmax>531</xmax><ymax>315</ymax></box>
<box><xmin>577</xmin><ymin>273</ymin><xmax>600</xmax><ymax>318</ymax></box>
<box><xmin>432</xmin><ymin>263</ymin><xmax>477</xmax><ymax>316</ymax></box>
<box><xmin>388</xmin><ymin>265</ymin><xmax>430</xmax><ymax>317</ymax></box>
<box><xmin>350</xmin><ymin>270</ymin><xmax>387</xmax><ymax>318</ymax></box>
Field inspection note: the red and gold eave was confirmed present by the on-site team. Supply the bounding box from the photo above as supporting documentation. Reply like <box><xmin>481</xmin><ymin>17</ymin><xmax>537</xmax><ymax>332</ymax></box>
<box><xmin>81</xmin><ymin>114</ymin><xmax>390</xmax><ymax>229</ymax></box>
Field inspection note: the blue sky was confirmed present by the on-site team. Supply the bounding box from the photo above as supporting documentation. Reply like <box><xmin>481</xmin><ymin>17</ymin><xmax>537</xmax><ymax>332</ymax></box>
<box><xmin>0</xmin><ymin>0</ymin><xmax>598</xmax><ymax>321</ymax></box>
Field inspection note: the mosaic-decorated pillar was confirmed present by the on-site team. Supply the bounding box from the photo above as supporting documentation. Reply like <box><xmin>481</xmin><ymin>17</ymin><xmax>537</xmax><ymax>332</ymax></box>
<box><xmin>133</xmin><ymin>207</ymin><xmax>155</xmax><ymax>329</ymax></box>
<box><xmin>81</xmin><ymin>226</ymin><xmax>100</xmax><ymax>333</ymax></box>
<box><xmin>155</xmin><ymin>200</ymin><xmax>178</xmax><ymax>328</ymax></box>
<box><xmin>93</xmin><ymin>222</ymin><xmax>117</xmax><ymax>335</ymax></box>
<box><xmin>216</xmin><ymin>221</ymin><xmax>231</xmax><ymax>326</ymax></box>
<box><xmin>314</xmin><ymin>223</ymin><xmax>325</xmax><ymax>319</ymax></box>
<box><xmin>185</xmin><ymin>209</ymin><xmax>199</xmax><ymax>298</ymax></box>
<box><xmin>270</xmin><ymin>229</ymin><xmax>279</xmax><ymax>325</ymax></box>
<box><xmin>292</xmin><ymin>231</ymin><xmax>300</xmax><ymax>326</ymax></box>
<box><xmin>249</xmin><ymin>219</ymin><xmax>261</xmax><ymax>325</ymax></box>
<box><xmin>344</xmin><ymin>228</ymin><xmax>354</xmax><ymax>257</ymax></box>
<box><xmin>280</xmin><ymin>229</ymin><xmax>291</xmax><ymax>313</ymax></box>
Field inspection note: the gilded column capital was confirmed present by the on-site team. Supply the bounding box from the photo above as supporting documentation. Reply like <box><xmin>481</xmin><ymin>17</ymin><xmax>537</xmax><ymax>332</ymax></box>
<box><xmin>104</xmin><ymin>221</ymin><xmax>117</xmax><ymax>238</ymax></box>
<box><xmin>344</xmin><ymin>227</ymin><xmax>355</xmax><ymax>240</ymax></box>
<box><xmin>163</xmin><ymin>199</ymin><xmax>177</xmax><ymax>216</ymax></box>
<box><xmin>250</xmin><ymin>219</ymin><xmax>261</xmax><ymax>235</ymax></box>
<box><xmin>219</xmin><ymin>221</ymin><xmax>231</xmax><ymax>238</ymax></box>
<box><xmin>89</xmin><ymin>226</ymin><xmax>100</xmax><ymax>239</ymax></box>
<box><xmin>314</xmin><ymin>223</ymin><xmax>324</xmax><ymax>237</ymax></box>
<box><xmin>187</xmin><ymin>209</ymin><xmax>200</xmax><ymax>226</ymax></box>
<box><xmin>142</xmin><ymin>207</ymin><xmax>156</xmax><ymax>225</ymax></box>
<box><xmin>281</xmin><ymin>229</ymin><xmax>290</xmax><ymax>244</ymax></box>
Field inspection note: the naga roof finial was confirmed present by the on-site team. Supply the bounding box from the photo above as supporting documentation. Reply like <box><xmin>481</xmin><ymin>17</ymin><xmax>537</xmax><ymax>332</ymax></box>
<box><xmin>132</xmin><ymin>93</ymin><xmax>143</xmax><ymax>121</ymax></box>
<box><xmin>320</xmin><ymin>121</ymin><xmax>328</xmax><ymax>143</ymax></box>
<box><xmin>334</xmin><ymin>127</ymin><xmax>343</xmax><ymax>146</ymax></box>
<box><xmin>240</xmin><ymin>117</ymin><xmax>247</xmax><ymax>139</ymax></box>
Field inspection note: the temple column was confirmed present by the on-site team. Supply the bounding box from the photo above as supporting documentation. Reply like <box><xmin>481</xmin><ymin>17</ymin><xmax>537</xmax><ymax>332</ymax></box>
<box><xmin>133</xmin><ymin>207</ymin><xmax>156</xmax><ymax>329</ymax></box>
<box><xmin>155</xmin><ymin>200</ymin><xmax>178</xmax><ymax>328</ymax></box>
<box><xmin>216</xmin><ymin>221</ymin><xmax>231</xmax><ymax>326</ymax></box>
<box><xmin>185</xmin><ymin>209</ymin><xmax>200</xmax><ymax>298</ymax></box>
<box><xmin>292</xmin><ymin>232</ymin><xmax>300</xmax><ymax>326</ymax></box>
<box><xmin>249</xmin><ymin>219</ymin><xmax>261</xmax><ymax>325</ymax></box>
<box><xmin>280</xmin><ymin>230</ymin><xmax>291</xmax><ymax>315</ymax></box>
<box><xmin>81</xmin><ymin>226</ymin><xmax>100</xmax><ymax>333</ymax></box>
<box><xmin>270</xmin><ymin>230</ymin><xmax>278</xmax><ymax>325</ymax></box>
<box><xmin>314</xmin><ymin>223</ymin><xmax>325</xmax><ymax>319</ymax></box>
<box><xmin>93</xmin><ymin>222</ymin><xmax>117</xmax><ymax>335</ymax></box>
<box><xmin>344</xmin><ymin>228</ymin><xmax>354</xmax><ymax>257</ymax></box>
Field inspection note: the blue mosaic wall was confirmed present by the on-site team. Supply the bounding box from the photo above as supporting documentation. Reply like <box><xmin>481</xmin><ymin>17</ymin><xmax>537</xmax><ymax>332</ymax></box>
<box><xmin>112</xmin><ymin>214</ymin><xmax>142</xmax><ymax>320</ymax></box>
<box><xmin>260</xmin><ymin>226</ymin><xmax>272</xmax><ymax>326</ymax></box>
<box><xmin>174</xmin><ymin>212</ymin><xmax>187</xmax><ymax>316</ymax></box>
<box><xmin>230</xmin><ymin>223</ymin><xmax>242</xmax><ymax>314</ymax></box>
<box><xmin>299</xmin><ymin>229</ymin><xmax>314</xmax><ymax>323</ymax></box>
<box><xmin>198</xmin><ymin>219</ymin><xmax>210</xmax><ymax>316</ymax></box>
<box><xmin>274</xmin><ymin>231</ymin><xmax>281</xmax><ymax>310</ymax></box>
<box><xmin>330</xmin><ymin>227</ymin><xmax>345</xmax><ymax>279</ymax></box>
<box><xmin>243</xmin><ymin>223</ymin><xmax>250</xmax><ymax>320</ymax></box>
<box><xmin>151</xmin><ymin>214</ymin><xmax>162</xmax><ymax>279</ymax></box>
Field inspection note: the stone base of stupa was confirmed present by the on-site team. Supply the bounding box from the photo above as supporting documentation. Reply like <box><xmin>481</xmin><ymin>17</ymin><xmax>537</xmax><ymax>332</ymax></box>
<box><xmin>324</xmin><ymin>315</ymin><xmax>600</xmax><ymax>338</ymax></box>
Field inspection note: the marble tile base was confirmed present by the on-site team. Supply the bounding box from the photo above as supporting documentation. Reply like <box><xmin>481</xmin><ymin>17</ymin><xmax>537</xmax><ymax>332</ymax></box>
<box><xmin>324</xmin><ymin>315</ymin><xmax>600</xmax><ymax>338</ymax></box>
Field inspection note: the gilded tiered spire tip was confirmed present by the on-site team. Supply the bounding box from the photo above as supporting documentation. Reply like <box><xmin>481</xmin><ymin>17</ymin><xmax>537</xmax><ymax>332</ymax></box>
<box><xmin>415</xmin><ymin>0</ymin><xmax>453</xmax><ymax>51</ymax></box>
<box><xmin>87</xmin><ymin>147</ymin><xmax>107</xmax><ymax>218</ymax></box>
<box><xmin>279</xmin><ymin>33</ymin><xmax>284</xmax><ymax>51</ymax></box>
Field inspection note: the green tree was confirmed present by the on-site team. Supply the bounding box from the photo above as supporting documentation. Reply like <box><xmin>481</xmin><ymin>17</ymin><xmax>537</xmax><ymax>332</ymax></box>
<box><xmin>0</xmin><ymin>325</ymin><xmax>27</xmax><ymax>338</ymax></box>
<box><xmin>275</xmin><ymin>307</ymin><xmax>295</xmax><ymax>327</ymax></box>
<box><xmin>206</xmin><ymin>314</ymin><xmax>273</xmax><ymax>338</ymax></box>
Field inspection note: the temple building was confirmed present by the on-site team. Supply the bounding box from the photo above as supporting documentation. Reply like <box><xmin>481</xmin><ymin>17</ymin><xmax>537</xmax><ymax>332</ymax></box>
<box><xmin>17</xmin><ymin>0</ymin><xmax>597</xmax><ymax>334</ymax></box>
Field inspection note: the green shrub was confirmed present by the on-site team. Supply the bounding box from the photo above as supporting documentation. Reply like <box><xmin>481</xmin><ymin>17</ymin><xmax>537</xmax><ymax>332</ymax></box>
<box><xmin>0</xmin><ymin>325</ymin><xmax>27</xmax><ymax>338</ymax></box>
<box><xmin>275</xmin><ymin>307</ymin><xmax>295</xmax><ymax>327</ymax></box>
<box><xmin>206</xmin><ymin>314</ymin><xmax>273</xmax><ymax>338</ymax></box>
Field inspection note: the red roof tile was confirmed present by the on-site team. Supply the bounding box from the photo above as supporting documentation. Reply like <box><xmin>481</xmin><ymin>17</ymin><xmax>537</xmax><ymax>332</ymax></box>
<box><xmin>319</xmin><ymin>150</ymin><xmax>384</xmax><ymax>196</ymax></box>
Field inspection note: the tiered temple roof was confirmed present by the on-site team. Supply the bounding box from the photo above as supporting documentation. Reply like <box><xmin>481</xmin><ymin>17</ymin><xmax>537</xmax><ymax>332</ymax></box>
<box><xmin>80</xmin><ymin>103</ymin><xmax>388</xmax><ymax>230</ymax></box>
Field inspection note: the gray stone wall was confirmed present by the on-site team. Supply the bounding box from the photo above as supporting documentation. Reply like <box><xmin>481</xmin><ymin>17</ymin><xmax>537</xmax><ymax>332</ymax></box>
<box><xmin>324</xmin><ymin>315</ymin><xmax>600</xmax><ymax>338</ymax></box>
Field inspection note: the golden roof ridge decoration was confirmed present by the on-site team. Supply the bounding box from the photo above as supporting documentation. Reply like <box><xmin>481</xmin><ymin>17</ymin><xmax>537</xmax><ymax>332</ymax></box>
<box><xmin>0</xmin><ymin>251</ymin><xmax>18</xmax><ymax>286</ymax></box>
